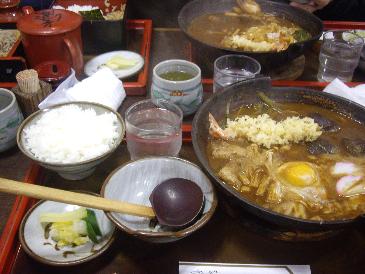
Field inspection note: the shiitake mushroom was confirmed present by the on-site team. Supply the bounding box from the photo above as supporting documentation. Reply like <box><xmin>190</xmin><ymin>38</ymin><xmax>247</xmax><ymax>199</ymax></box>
<box><xmin>307</xmin><ymin>139</ymin><xmax>338</xmax><ymax>155</ymax></box>
<box><xmin>308</xmin><ymin>113</ymin><xmax>341</xmax><ymax>132</ymax></box>
<box><xmin>342</xmin><ymin>138</ymin><xmax>365</xmax><ymax>156</ymax></box>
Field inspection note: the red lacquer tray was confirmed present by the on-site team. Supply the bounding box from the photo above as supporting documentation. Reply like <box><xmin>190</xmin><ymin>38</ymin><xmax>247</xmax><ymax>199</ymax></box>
<box><xmin>0</xmin><ymin>20</ymin><xmax>151</xmax><ymax>272</ymax></box>
<box><xmin>0</xmin><ymin>163</ymin><xmax>41</xmax><ymax>273</ymax></box>
<box><xmin>0</xmin><ymin>19</ymin><xmax>152</xmax><ymax>96</ymax></box>
<box><xmin>123</xmin><ymin>19</ymin><xmax>152</xmax><ymax>96</ymax></box>
<box><xmin>1</xmin><ymin>20</ymin><xmax>365</xmax><ymax>274</ymax></box>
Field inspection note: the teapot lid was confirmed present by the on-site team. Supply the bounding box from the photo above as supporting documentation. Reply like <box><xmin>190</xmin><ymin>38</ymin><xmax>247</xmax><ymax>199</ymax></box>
<box><xmin>17</xmin><ymin>8</ymin><xmax>82</xmax><ymax>35</ymax></box>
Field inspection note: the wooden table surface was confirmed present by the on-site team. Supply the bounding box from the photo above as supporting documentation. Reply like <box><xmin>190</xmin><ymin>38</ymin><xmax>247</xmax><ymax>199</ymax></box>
<box><xmin>2</xmin><ymin>2</ymin><xmax>365</xmax><ymax>273</ymax></box>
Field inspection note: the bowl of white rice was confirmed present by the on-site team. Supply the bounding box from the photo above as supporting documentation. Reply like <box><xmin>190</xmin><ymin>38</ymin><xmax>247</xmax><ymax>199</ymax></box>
<box><xmin>17</xmin><ymin>102</ymin><xmax>125</xmax><ymax>180</ymax></box>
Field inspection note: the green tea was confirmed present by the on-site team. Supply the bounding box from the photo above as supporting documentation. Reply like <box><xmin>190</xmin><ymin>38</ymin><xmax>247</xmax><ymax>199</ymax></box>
<box><xmin>159</xmin><ymin>71</ymin><xmax>194</xmax><ymax>81</ymax></box>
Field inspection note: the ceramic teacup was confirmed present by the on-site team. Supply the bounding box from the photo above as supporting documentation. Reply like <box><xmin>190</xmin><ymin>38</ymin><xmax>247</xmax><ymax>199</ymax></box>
<box><xmin>151</xmin><ymin>59</ymin><xmax>203</xmax><ymax>116</ymax></box>
<box><xmin>0</xmin><ymin>88</ymin><xmax>24</xmax><ymax>152</ymax></box>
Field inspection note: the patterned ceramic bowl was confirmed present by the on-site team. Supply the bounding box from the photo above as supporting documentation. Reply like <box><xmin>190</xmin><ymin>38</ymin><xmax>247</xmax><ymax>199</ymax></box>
<box><xmin>101</xmin><ymin>157</ymin><xmax>217</xmax><ymax>243</ymax></box>
<box><xmin>151</xmin><ymin>59</ymin><xmax>203</xmax><ymax>116</ymax></box>
<box><xmin>0</xmin><ymin>88</ymin><xmax>24</xmax><ymax>152</ymax></box>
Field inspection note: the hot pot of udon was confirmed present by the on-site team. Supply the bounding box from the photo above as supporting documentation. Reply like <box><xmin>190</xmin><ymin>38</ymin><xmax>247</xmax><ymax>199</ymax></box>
<box><xmin>178</xmin><ymin>0</ymin><xmax>323</xmax><ymax>68</ymax></box>
<box><xmin>192</xmin><ymin>78</ymin><xmax>365</xmax><ymax>232</ymax></box>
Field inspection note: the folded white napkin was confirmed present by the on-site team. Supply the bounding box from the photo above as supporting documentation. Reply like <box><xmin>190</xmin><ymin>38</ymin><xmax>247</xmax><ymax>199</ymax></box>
<box><xmin>323</xmin><ymin>78</ymin><xmax>365</xmax><ymax>106</ymax></box>
<box><xmin>39</xmin><ymin>67</ymin><xmax>126</xmax><ymax>111</ymax></box>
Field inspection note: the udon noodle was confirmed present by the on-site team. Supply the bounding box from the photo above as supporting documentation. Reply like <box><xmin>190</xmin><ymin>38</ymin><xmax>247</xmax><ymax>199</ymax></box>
<box><xmin>207</xmin><ymin>102</ymin><xmax>365</xmax><ymax>221</ymax></box>
<box><xmin>187</xmin><ymin>6</ymin><xmax>311</xmax><ymax>52</ymax></box>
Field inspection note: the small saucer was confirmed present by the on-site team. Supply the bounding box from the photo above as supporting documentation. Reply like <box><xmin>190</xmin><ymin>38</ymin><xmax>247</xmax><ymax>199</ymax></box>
<box><xmin>84</xmin><ymin>50</ymin><xmax>144</xmax><ymax>79</ymax></box>
<box><xmin>19</xmin><ymin>195</ymin><xmax>116</xmax><ymax>266</ymax></box>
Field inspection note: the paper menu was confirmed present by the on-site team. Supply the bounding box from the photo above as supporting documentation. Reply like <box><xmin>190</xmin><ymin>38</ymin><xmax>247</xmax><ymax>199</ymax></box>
<box><xmin>179</xmin><ymin>262</ymin><xmax>311</xmax><ymax>274</ymax></box>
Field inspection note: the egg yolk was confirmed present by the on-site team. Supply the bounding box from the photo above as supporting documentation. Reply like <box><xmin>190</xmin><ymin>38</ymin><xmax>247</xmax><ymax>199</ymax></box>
<box><xmin>278</xmin><ymin>162</ymin><xmax>317</xmax><ymax>187</ymax></box>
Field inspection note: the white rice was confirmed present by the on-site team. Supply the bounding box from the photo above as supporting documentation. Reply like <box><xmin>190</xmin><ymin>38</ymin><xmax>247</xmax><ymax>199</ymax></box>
<box><xmin>52</xmin><ymin>5</ymin><xmax>99</xmax><ymax>13</ymax></box>
<box><xmin>23</xmin><ymin>105</ymin><xmax>120</xmax><ymax>164</ymax></box>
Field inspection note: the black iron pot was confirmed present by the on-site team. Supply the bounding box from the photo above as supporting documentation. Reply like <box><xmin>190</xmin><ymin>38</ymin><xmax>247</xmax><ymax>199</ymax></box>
<box><xmin>178</xmin><ymin>0</ymin><xmax>323</xmax><ymax>69</ymax></box>
<box><xmin>192</xmin><ymin>77</ymin><xmax>365</xmax><ymax>232</ymax></box>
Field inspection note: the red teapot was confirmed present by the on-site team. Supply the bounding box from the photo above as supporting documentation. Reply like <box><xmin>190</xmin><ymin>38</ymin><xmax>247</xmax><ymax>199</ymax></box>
<box><xmin>17</xmin><ymin>6</ymin><xmax>83</xmax><ymax>75</ymax></box>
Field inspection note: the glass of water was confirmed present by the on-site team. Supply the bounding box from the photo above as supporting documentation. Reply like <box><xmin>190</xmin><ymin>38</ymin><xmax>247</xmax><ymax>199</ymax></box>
<box><xmin>317</xmin><ymin>31</ymin><xmax>364</xmax><ymax>82</ymax></box>
<box><xmin>125</xmin><ymin>99</ymin><xmax>183</xmax><ymax>160</ymax></box>
<box><xmin>213</xmin><ymin>54</ymin><xmax>261</xmax><ymax>93</ymax></box>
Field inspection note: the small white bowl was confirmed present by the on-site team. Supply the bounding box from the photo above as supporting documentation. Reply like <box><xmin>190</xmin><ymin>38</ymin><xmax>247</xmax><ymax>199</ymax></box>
<box><xmin>19</xmin><ymin>196</ymin><xmax>116</xmax><ymax>266</ymax></box>
<box><xmin>17</xmin><ymin>102</ymin><xmax>125</xmax><ymax>180</ymax></box>
<box><xmin>101</xmin><ymin>157</ymin><xmax>217</xmax><ymax>243</ymax></box>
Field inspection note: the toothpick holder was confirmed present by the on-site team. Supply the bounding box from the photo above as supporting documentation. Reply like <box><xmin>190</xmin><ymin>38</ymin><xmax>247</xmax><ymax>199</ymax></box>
<box><xmin>12</xmin><ymin>81</ymin><xmax>52</xmax><ymax>117</ymax></box>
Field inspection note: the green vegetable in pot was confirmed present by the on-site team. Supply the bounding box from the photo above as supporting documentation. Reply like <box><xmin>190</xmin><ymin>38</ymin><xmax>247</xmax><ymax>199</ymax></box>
<box><xmin>293</xmin><ymin>29</ymin><xmax>311</xmax><ymax>42</ymax></box>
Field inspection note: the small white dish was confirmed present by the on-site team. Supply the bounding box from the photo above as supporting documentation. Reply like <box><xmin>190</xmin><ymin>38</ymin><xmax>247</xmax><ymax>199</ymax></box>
<box><xmin>19</xmin><ymin>196</ymin><xmax>116</xmax><ymax>266</ymax></box>
<box><xmin>84</xmin><ymin>50</ymin><xmax>144</xmax><ymax>79</ymax></box>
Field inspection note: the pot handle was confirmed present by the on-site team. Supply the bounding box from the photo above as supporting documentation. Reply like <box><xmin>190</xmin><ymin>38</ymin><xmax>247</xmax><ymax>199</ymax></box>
<box><xmin>63</xmin><ymin>38</ymin><xmax>83</xmax><ymax>75</ymax></box>
<box><xmin>22</xmin><ymin>6</ymin><xmax>34</xmax><ymax>15</ymax></box>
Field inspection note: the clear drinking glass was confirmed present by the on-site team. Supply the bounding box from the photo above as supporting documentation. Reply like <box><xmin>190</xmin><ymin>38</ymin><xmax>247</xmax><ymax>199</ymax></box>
<box><xmin>317</xmin><ymin>31</ymin><xmax>364</xmax><ymax>82</ymax></box>
<box><xmin>213</xmin><ymin>54</ymin><xmax>261</xmax><ymax>93</ymax></box>
<box><xmin>125</xmin><ymin>99</ymin><xmax>183</xmax><ymax>160</ymax></box>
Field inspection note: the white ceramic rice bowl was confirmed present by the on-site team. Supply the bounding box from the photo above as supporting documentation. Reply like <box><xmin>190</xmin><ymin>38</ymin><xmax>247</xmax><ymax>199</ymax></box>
<box><xmin>17</xmin><ymin>102</ymin><xmax>125</xmax><ymax>180</ymax></box>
